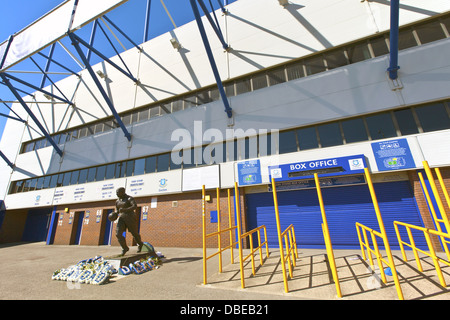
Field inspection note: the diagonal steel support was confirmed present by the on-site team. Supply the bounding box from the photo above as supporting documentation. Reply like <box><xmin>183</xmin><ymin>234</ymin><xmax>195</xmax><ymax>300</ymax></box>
<box><xmin>0</xmin><ymin>150</ymin><xmax>14</xmax><ymax>169</ymax></box>
<box><xmin>0</xmin><ymin>73</ymin><xmax>63</xmax><ymax>157</ymax></box>
<box><xmin>70</xmin><ymin>32</ymin><xmax>139</xmax><ymax>84</ymax></box>
<box><xmin>2</xmin><ymin>72</ymin><xmax>74</xmax><ymax>105</ymax></box>
<box><xmin>190</xmin><ymin>0</ymin><xmax>233</xmax><ymax>119</ymax></box>
<box><xmin>197</xmin><ymin>0</ymin><xmax>229</xmax><ymax>50</ymax></box>
<box><xmin>68</xmin><ymin>33</ymin><xmax>132</xmax><ymax>142</ymax></box>
<box><xmin>388</xmin><ymin>0</ymin><xmax>400</xmax><ymax>80</ymax></box>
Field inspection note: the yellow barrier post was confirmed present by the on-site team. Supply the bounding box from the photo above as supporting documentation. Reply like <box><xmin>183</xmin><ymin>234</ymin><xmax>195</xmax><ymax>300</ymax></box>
<box><xmin>234</xmin><ymin>182</ymin><xmax>246</xmax><ymax>289</ymax></box>
<box><xmin>271</xmin><ymin>177</ymin><xmax>290</xmax><ymax>293</ymax></box>
<box><xmin>435</xmin><ymin>168</ymin><xmax>450</xmax><ymax>211</ymax></box>
<box><xmin>314</xmin><ymin>173</ymin><xmax>342</xmax><ymax>298</ymax></box>
<box><xmin>216</xmin><ymin>188</ymin><xmax>222</xmax><ymax>273</ymax></box>
<box><xmin>364</xmin><ymin>168</ymin><xmax>404</xmax><ymax>300</ymax></box>
<box><xmin>202</xmin><ymin>185</ymin><xmax>207</xmax><ymax>285</ymax></box>
<box><xmin>227</xmin><ymin>189</ymin><xmax>235</xmax><ymax>265</ymax></box>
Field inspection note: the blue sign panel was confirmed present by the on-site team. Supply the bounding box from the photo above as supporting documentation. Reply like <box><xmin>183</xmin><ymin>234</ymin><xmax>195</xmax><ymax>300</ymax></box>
<box><xmin>268</xmin><ymin>154</ymin><xmax>367</xmax><ymax>182</ymax></box>
<box><xmin>237</xmin><ymin>159</ymin><xmax>262</xmax><ymax>186</ymax></box>
<box><xmin>371</xmin><ymin>138</ymin><xmax>416</xmax><ymax>171</ymax></box>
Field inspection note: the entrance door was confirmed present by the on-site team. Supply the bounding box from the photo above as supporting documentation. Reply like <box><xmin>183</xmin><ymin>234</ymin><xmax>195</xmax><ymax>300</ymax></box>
<box><xmin>22</xmin><ymin>208</ymin><xmax>53</xmax><ymax>242</ymax></box>
<box><xmin>102</xmin><ymin>209</ymin><xmax>114</xmax><ymax>245</ymax></box>
<box><xmin>70</xmin><ymin>211</ymin><xmax>85</xmax><ymax>245</ymax></box>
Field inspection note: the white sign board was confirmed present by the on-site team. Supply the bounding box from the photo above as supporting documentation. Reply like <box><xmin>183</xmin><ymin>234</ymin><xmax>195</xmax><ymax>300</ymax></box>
<box><xmin>182</xmin><ymin>165</ymin><xmax>220</xmax><ymax>191</ymax></box>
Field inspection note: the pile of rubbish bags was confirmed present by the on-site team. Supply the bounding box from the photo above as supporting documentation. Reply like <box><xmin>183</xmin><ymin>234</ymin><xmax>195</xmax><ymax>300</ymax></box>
<box><xmin>51</xmin><ymin>253</ymin><xmax>164</xmax><ymax>285</ymax></box>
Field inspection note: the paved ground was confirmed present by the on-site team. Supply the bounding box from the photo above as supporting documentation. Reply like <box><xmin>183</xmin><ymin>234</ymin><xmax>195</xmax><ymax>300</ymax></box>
<box><xmin>1</xmin><ymin>242</ymin><xmax>449</xmax><ymax>305</ymax></box>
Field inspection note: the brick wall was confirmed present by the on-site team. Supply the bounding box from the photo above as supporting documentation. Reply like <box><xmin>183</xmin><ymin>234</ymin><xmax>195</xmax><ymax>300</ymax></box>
<box><xmin>0</xmin><ymin>209</ymin><xmax>28</xmax><ymax>243</ymax></box>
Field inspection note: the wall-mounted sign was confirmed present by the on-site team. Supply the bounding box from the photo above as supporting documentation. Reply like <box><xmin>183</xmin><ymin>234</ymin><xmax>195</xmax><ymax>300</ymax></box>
<box><xmin>371</xmin><ymin>138</ymin><xmax>416</xmax><ymax>171</ymax></box>
<box><xmin>237</xmin><ymin>159</ymin><xmax>262</xmax><ymax>186</ymax></box>
<box><xmin>268</xmin><ymin>154</ymin><xmax>367</xmax><ymax>182</ymax></box>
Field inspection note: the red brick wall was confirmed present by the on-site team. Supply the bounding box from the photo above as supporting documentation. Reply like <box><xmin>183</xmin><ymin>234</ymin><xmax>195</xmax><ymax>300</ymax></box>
<box><xmin>0</xmin><ymin>209</ymin><xmax>28</xmax><ymax>243</ymax></box>
<box><xmin>408</xmin><ymin>167</ymin><xmax>450</xmax><ymax>252</ymax></box>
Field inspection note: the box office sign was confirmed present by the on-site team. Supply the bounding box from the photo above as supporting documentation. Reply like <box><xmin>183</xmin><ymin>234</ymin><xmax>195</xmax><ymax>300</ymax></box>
<box><xmin>371</xmin><ymin>138</ymin><xmax>416</xmax><ymax>171</ymax></box>
<box><xmin>269</xmin><ymin>154</ymin><xmax>367</xmax><ymax>182</ymax></box>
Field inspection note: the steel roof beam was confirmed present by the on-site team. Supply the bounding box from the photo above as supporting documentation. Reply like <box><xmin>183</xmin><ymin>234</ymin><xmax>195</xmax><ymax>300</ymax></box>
<box><xmin>388</xmin><ymin>0</ymin><xmax>400</xmax><ymax>80</ymax></box>
<box><xmin>0</xmin><ymin>150</ymin><xmax>14</xmax><ymax>169</ymax></box>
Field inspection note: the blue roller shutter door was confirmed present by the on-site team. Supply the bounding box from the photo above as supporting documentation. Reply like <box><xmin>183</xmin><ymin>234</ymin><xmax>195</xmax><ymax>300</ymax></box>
<box><xmin>246</xmin><ymin>181</ymin><xmax>427</xmax><ymax>250</ymax></box>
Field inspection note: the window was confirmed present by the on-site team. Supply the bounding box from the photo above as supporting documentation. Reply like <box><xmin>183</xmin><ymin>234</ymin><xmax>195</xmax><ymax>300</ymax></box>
<box><xmin>184</xmin><ymin>95</ymin><xmax>197</xmax><ymax>109</ymax></box>
<box><xmin>235</xmin><ymin>78</ymin><xmax>251</xmax><ymax>95</ymax></box>
<box><xmin>394</xmin><ymin>109</ymin><xmax>419</xmax><ymax>135</ymax></box>
<box><xmin>341</xmin><ymin>118</ymin><xmax>368</xmax><ymax>143</ymax></box>
<box><xmin>42</xmin><ymin>176</ymin><xmax>51</xmax><ymax>189</ymax></box>
<box><xmin>134</xmin><ymin>158</ymin><xmax>145</xmax><ymax>175</ymax></box>
<box><xmin>150</xmin><ymin>106</ymin><xmax>160</xmax><ymax>117</ymax></box>
<box><xmin>145</xmin><ymin>156</ymin><xmax>157</xmax><ymax>173</ymax></box>
<box><xmin>62</xmin><ymin>173</ymin><xmax>71</xmax><ymax>186</ymax></box>
<box><xmin>78</xmin><ymin>169</ymin><xmax>88</xmax><ymax>184</ymax></box>
<box><xmin>397</xmin><ymin>28</ymin><xmax>417</xmax><ymax>50</ymax></box>
<box><xmin>24</xmin><ymin>142</ymin><xmax>35</xmax><ymax>153</ymax></box>
<box><xmin>415</xmin><ymin>20</ymin><xmax>446</xmax><ymax>45</ymax></box>
<box><xmin>56</xmin><ymin>174</ymin><xmax>64</xmax><ymax>187</ymax></box>
<box><xmin>268</xmin><ymin>69</ymin><xmax>286</xmax><ymax>86</ymax></box>
<box><xmin>365</xmin><ymin>112</ymin><xmax>397</xmax><ymax>139</ymax></box>
<box><xmin>157</xmin><ymin>153</ymin><xmax>170</xmax><ymax>172</ymax></box>
<box><xmin>70</xmin><ymin>171</ymin><xmax>79</xmax><ymax>185</ymax></box>
<box><xmin>415</xmin><ymin>103</ymin><xmax>450</xmax><ymax>132</ymax></box>
<box><xmin>279</xmin><ymin>130</ymin><xmax>298</xmax><ymax>154</ymax></box>
<box><xmin>49</xmin><ymin>175</ymin><xmax>58</xmax><ymax>188</ymax></box>
<box><xmin>172</xmin><ymin>100</ymin><xmax>183</xmax><ymax>113</ymax></box>
<box><xmin>252</xmin><ymin>73</ymin><xmax>268</xmax><ymax>90</ymax></box>
<box><xmin>182</xmin><ymin>148</ymin><xmax>196</xmax><ymax>169</ymax></box>
<box><xmin>297</xmin><ymin>127</ymin><xmax>318</xmax><ymax>150</ymax></box>
<box><xmin>94</xmin><ymin>123</ymin><xmax>104</xmax><ymax>134</ymax></box>
<box><xmin>96</xmin><ymin>166</ymin><xmax>106</xmax><ymax>181</ymax></box>
<box><xmin>138</xmin><ymin>108</ymin><xmax>150</xmax><ymax>122</ymax></box>
<box><xmin>317</xmin><ymin>122</ymin><xmax>343</xmax><ymax>147</ymax></box>
<box><xmin>370</xmin><ymin>36</ymin><xmax>389</xmax><ymax>57</ymax></box>
<box><xmin>115</xmin><ymin>162</ymin><xmax>125</xmax><ymax>178</ymax></box>
<box><xmin>170</xmin><ymin>150</ymin><xmax>183</xmax><ymax>169</ymax></box>
<box><xmin>105</xmin><ymin>163</ymin><xmax>116</xmax><ymax>180</ymax></box>
<box><xmin>87</xmin><ymin>167</ymin><xmax>97</xmax><ymax>183</ymax></box>
<box><xmin>197</xmin><ymin>91</ymin><xmax>212</xmax><ymax>104</ymax></box>
<box><xmin>36</xmin><ymin>177</ymin><xmax>44</xmax><ymax>190</ymax></box>
<box><xmin>224</xmin><ymin>82</ymin><xmax>235</xmax><ymax>97</ymax></box>
<box><xmin>286</xmin><ymin>62</ymin><xmax>304</xmax><ymax>81</ymax></box>
<box><xmin>324</xmin><ymin>50</ymin><xmax>348</xmax><ymax>69</ymax></box>
<box><xmin>121</xmin><ymin>114</ymin><xmax>131</xmax><ymax>126</ymax></box>
<box><xmin>125</xmin><ymin>160</ymin><xmax>134</xmax><ymax>177</ymax></box>
<box><xmin>305</xmin><ymin>56</ymin><xmax>326</xmax><ymax>75</ymax></box>
<box><xmin>347</xmin><ymin>43</ymin><xmax>371</xmax><ymax>63</ymax></box>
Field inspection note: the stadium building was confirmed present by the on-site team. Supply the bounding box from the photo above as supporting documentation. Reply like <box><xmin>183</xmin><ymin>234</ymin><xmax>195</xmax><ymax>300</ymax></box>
<box><xmin>0</xmin><ymin>0</ymin><xmax>449</xmax><ymax>252</ymax></box>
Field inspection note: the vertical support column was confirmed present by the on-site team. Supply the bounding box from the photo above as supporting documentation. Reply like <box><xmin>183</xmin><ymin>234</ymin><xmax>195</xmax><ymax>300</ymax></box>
<box><xmin>234</xmin><ymin>182</ymin><xmax>245</xmax><ymax>289</ymax></box>
<box><xmin>388</xmin><ymin>0</ymin><xmax>400</xmax><ymax>80</ymax></box>
<box><xmin>143</xmin><ymin>0</ymin><xmax>152</xmax><ymax>43</ymax></box>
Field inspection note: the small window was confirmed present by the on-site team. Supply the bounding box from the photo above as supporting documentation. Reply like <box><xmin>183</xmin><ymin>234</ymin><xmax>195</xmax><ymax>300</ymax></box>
<box><xmin>121</xmin><ymin>114</ymin><xmax>131</xmax><ymax>126</ymax></box>
<box><xmin>49</xmin><ymin>175</ymin><xmax>58</xmax><ymax>188</ymax></box>
<box><xmin>415</xmin><ymin>103</ymin><xmax>450</xmax><ymax>132</ymax></box>
<box><xmin>87</xmin><ymin>167</ymin><xmax>97</xmax><ymax>183</ymax></box>
<box><xmin>138</xmin><ymin>108</ymin><xmax>150</xmax><ymax>122</ymax></box>
<box><xmin>70</xmin><ymin>171</ymin><xmax>79</xmax><ymax>185</ymax></box>
<box><xmin>224</xmin><ymin>82</ymin><xmax>235</xmax><ymax>97</ymax></box>
<box><xmin>134</xmin><ymin>158</ymin><xmax>145</xmax><ymax>175</ymax></box>
<box><xmin>125</xmin><ymin>160</ymin><xmax>134</xmax><ymax>177</ymax></box>
<box><xmin>415</xmin><ymin>20</ymin><xmax>446</xmax><ymax>45</ymax></box>
<box><xmin>394</xmin><ymin>109</ymin><xmax>419</xmax><ymax>135</ymax></box>
<box><xmin>182</xmin><ymin>148</ymin><xmax>196</xmax><ymax>169</ymax></box>
<box><xmin>397</xmin><ymin>28</ymin><xmax>417</xmax><ymax>50</ymax></box>
<box><xmin>94</xmin><ymin>123</ymin><xmax>104</xmax><ymax>134</ymax></box>
<box><xmin>56</xmin><ymin>173</ymin><xmax>64</xmax><ymax>187</ymax></box>
<box><xmin>78</xmin><ymin>127</ymin><xmax>88</xmax><ymax>138</ymax></box>
<box><xmin>324</xmin><ymin>50</ymin><xmax>348</xmax><ymax>69</ymax></box>
<box><xmin>35</xmin><ymin>177</ymin><xmax>44</xmax><ymax>190</ymax></box>
<box><xmin>172</xmin><ymin>100</ymin><xmax>183</xmax><ymax>113</ymax></box>
<box><xmin>157</xmin><ymin>153</ymin><xmax>170</xmax><ymax>172</ymax></box>
<box><xmin>268</xmin><ymin>69</ymin><xmax>286</xmax><ymax>86</ymax></box>
<box><xmin>24</xmin><ymin>141</ymin><xmax>35</xmax><ymax>153</ymax></box>
<box><xmin>279</xmin><ymin>130</ymin><xmax>298</xmax><ymax>154</ymax></box>
<box><xmin>341</xmin><ymin>118</ymin><xmax>368</xmax><ymax>143</ymax></box>
<box><xmin>160</xmin><ymin>104</ymin><xmax>171</xmax><ymax>115</ymax></box>
<box><xmin>304</xmin><ymin>56</ymin><xmax>326</xmax><ymax>75</ymax></box>
<box><xmin>42</xmin><ymin>176</ymin><xmax>51</xmax><ymax>189</ymax></box>
<box><xmin>22</xmin><ymin>180</ymin><xmax>31</xmax><ymax>192</ymax></box>
<box><xmin>317</xmin><ymin>122</ymin><xmax>343</xmax><ymax>147</ymax></box>
<box><xmin>370</xmin><ymin>36</ymin><xmax>389</xmax><ymax>57</ymax></box>
<box><xmin>297</xmin><ymin>127</ymin><xmax>319</xmax><ymax>150</ymax></box>
<box><xmin>210</xmin><ymin>87</ymin><xmax>220</xmax><ymax>101</ymax></box>
<box><xmin>59</xmin><ymin>133</ymin><xmax>67</xmax><ymax>145</ymax></box>
<box><xmin>286</xmin><ymin>62</ymin><xmax>304</xmax><ymax>81</ymax></box>
<box><xmin>150</xmin><ymin>106</ymin><xmax>161</xmax><ymax>117</ymax></box>
<box><xmin>170</xmin><ymin>150</ymin><xmax>183</xmax><ymax>169</ymax></box>
<box><xmin>131</xmin><ymin>112</ymin><xmax>139</xmax><ymax>124</ymax></box>
<box><xmin>96</xmin><ymin>166</ymin><xmax>106</xmax><ymax>181</ymax></box>
<box><xmin>105</xmin><ymin>163</ymin><xmax>116</xmax><ymax>180</ymax></box>
<box><xmin>145</xmin><ymin>156</ymin><xmax>157</xmax><ymax>173</ymax></box>
<box><xmin>62</xmin><ymin>173</ymin><xmax>71</xmax><ymax>186</ymax></box>
<box><xmin>78</xmin><ymin>169</ymin><xmax>88</xmax><ymax>184</ymax></box>
<box><xmin>243</xmin><ymin>136</ymin><xmax>258</xmax><ymax>159</ymax></box>
<box><xmin>347</xmin><ymin>43</ymin><xmax>371</xmax><ymax>63</ymax></box>
<box><xmin>235</xmin><ymin>78</ymin><xmax>251</xmax><ymax>95</ymax></box>
<box><xmin>115</xmin><ymin>162</ymin><xmax>125</xmax><ymax>178</ymax></box>
<box><xmin>252</xmin><ymin>74</ymin><xmax>268</xmax><ymax>90</ymax></box>
<box><xmin>365</xmin><ymin>112</ymin><xmax>397</xmax><ymax>140</ymax></box>
<box><xmin>28</xmin><ymin>179</ymin><xmax>38</xmax><ymax>191</ymax></box>
<box><xmin>184</xmin><ymin>95</ymin><xmax>198</xmax><ymax>109</ymax></box>
<box><xmin>11</xmin><ymin>181</ymin><xmax>23</xmax><ymax>194</ymax></box>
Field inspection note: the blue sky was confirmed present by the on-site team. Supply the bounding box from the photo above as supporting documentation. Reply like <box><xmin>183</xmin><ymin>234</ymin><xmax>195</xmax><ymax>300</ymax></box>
<box><xmin>0</xmin><ymin>0</ymin><xmax>237</xmax><ymax>141</ymax></box>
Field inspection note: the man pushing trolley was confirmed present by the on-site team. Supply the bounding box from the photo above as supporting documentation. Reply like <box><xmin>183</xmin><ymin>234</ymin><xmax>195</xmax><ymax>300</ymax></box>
<box><xmin>108</xmin><ymin>187</ymin><xmax>144</xmax><ymax>256</ymax></box>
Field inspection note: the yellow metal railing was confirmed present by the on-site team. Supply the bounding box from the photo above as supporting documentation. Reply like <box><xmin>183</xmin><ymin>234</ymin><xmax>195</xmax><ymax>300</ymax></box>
<box><xmin>355</xmin><ymin>168</ymin><xmax>404</xmax><ymax>300</ymax></box>
<box><xmin>271</xmin><ymin>178</ymin><xmax>299</xmax><ymax>293</ymax></box>
<box><xmin>394</xmin><ymin>221</ymin><xmax>450</xmax><ymax>288</ymax></box>
<box><xmin>202</xmin><ymin>186</ymin><xmax>238</xmax><ymax>285</ymax></box>
<box><xmin>233</xmin><ymin>182</ymin><xmax>270</xmax><ymax>289</ymax></box>
<box><xmin>314</xmin><ymin>173</ymin><xmax>342</xmax><ymax>298</ymax></box>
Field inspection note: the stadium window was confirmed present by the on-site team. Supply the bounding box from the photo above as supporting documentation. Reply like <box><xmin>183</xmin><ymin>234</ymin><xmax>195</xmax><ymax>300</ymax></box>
<box><xmin>49</xmin><ymin>175</ymin><xmax>57</xmax><ymax>188</ymax></box>
<box><xmin>297</xmin><ymin>127</ymin><xmax>319</xmax><ymax>150</ymax></box>
<box><xmin>279</xmin><ymin>130</ymin><xmax>298</xmax><ymax>154</ymax></box>
<box><xmin>324</xmin><ymin>50</ymin><xmax>348</xmax><ymax>70</ymax></box>
<box><xmin>70</xmin><ymin>171</ymin><xmax>79</xmax><ymax>185</ymax></box>
<box><xmin>317</xmin><ymin>122</ymin><xmax>343</xmax><ymax>147</ymax></box>
<box><xmin>209</xmin><ymin>87</ymin><xmax>220</xmax><ymax>101</ymax></box>
<box><xmin>170</xmin><ymin>150</ymin><xmax>182</xmax><ymax>169</ymax></box>
<box><xmin>56</xmin><ymin>173</ymin><xmax>64</xmax><ymax>187</ymax></box>
<box><xmin>62</xmin><ymin>173</ymin><xmax>71</xmax><ymax>186</ymax></box>
<box><xmin>341</xmin><ymin>118</ymin><xmax>368</xmax><ymax>143</ymax></box>
<box><xmin>252</xmin><ymin>73</ymin><xmax>268</xmax><ymax>90</ymax></box>
<box><xmin>12</xmin><ymin>181</ymin><xmax>23</xmax><ymax>193</ymax></box>
<box><xmin>125</xmin><ymin>160</ymin><xmax>134</xmax><ymax>177</ymax></box>
<box><xmin>397</xmin><ymin>28</ymin><xmax>417</xmax><ymax>50</ymax></box>
<box><xmin>157</xmin><ymin>153</ymin><xmax>170</xmax><ymax>172</ymax></box>
<box><xmin>145</xmin><ymin>156</ymin><xmax>157</xmax><ymax>173</ymax></box>
<box><xmin>121</xmin><ymin>114</ymin><xmax>132</xmax><ymax>126</ymax></box>
<box><xmin>268</xmin><ymin>69</ymin><xmax>286</xmax><ymax>86</ymax></box>
<box><xmin>87</xmin><ymin>168</ymin><xmax>97</xmax><ymax>183</ymax></box>
<box><xmin>94</xmin><ymin>123</ymin><xmax>104</xmax><ymax>134</ymax></box>
<box><xmin>172</xmin><ymin>100</ymin><xmax>183</xmax><ymax>113</ymax></box>
<box><xmin>286</xmin><ymin>62</ymin><xmax>305</xmax><ymax>81</ymax></box>
<box><xmin>36</xmin><ymin>177</ymin><xmax>44</xmax><ymax>190</ymax></box>
<box><xmin>134</xmin><ymin>158</ymin><xmax>145</xmax><ymax>175</ymax></box>
<box><xmin>105</xmin><ymin>163</ymin><xmax>116</xmax><ymax>180</ymax></box>
<box><xmin>95</xmin><ymin>166</ymin><xmax>106</xmax><ymax>181</ymax></box>
<box><xmin>184</xmin><ymin>95</ymin><xmax>198</xmax><ymax>109</ymax></box>
<box><xmin>347</xmin><ymin>42</ymin><xmax>372</xmax><ymax>63</ymax></box>
<box><xmin>224</xmin><ymin>82</ymin><xmax>235</xmax><ymax>97</ymax></box>
<box><xmin>24</xmin><ymin>141</ymin><xmax>35</xmax><ymax>153</ymax></box>
<box><xmin>78</xmin><ymin>169</ymin><xmax>88</xmax><ymax>184</ymax></box>
<box><xmin>304</xmin><ymin>56</ymin><xmax>326</xmax><ymax>75</ymax></box>
<box><xmin>415</xmin><ymin>20</ymin><xmax>446</xmax><ymax>45</ymax></box>
<box><xmin>182</xmin><ymin>148</ymin><xmax>196</xmax><ymax>169</ymax></box>
<box><xmin>22</xmin><ymin>180</ymin><xmax>31</xmax><ymax>192</ymax></box>
<box><xmin>415</xmin><ymin>102</ymin><xmax>450</xmax><ymax>132</ymax></box>
<box><xmin>138</xmin><ymin>108</ymin><xmax>150</xmax><ymax>122</ymax></box>
<box><xmin>370</xmin><ymin>36</ymin><xmax>389</xmax><ymax>57</ymax></box>
<box><xmin>235</xmin><ymin>78</ymin><xmax>252</xmax><ymax>95</ymax></box>
<box><xmin>29</xmin><ymin>178</ymin><xmax>37</xmax><ymax>191</ymax></box>
<box><xmin>115</xmin><ymin>162</ymin><xmax>125</xmax><ymax>178</ymax></box>
<box><xmin>365</xmin><ymin>112</ymin><xmax>397</xmax><ymax>140</ymax></box>
<box><xmin>393</xmin><ymin>108</ymin><xmax>419</xmax><ymax>135</ymax></box>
